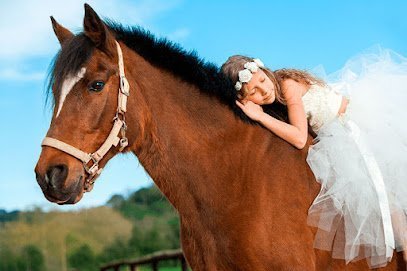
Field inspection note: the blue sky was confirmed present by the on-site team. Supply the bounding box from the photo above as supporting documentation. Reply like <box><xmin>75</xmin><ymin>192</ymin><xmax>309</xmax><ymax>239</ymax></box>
<box><xmin>1</xmin><ymin>0</ymin><xmax>406</xmax><ymax>212</ymax></box>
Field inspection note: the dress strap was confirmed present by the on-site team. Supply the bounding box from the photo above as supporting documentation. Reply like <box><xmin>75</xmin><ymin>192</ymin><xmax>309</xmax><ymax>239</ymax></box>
<box><xmin>344</xmin><ymin>118</ymin><xmax>395</xmax><ymax>261</ymax></box>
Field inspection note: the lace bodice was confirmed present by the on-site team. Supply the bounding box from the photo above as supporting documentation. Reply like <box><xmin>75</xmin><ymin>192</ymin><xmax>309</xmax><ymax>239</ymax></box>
<box><xmin>302</xmin><ymin>84</ymin><xmax>343</xmax><ymax>133</ymax></box>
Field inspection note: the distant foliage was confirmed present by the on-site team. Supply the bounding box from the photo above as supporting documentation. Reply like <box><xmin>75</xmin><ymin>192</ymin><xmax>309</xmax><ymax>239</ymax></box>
<box><xmin>99</xmin><ymin>185</ymin><xmax>181</xmax><ymax>266</ymax></box>
<box><xmin>20</xmin><ymin>245</ymin><xmax>45</xmax><ymax>271</ymax></box>
<box><xmin>97</xmin><ymin>237</ymin><xmax>132</xmax><ymax>264</ymax></box>
<box><xmin>68</xmin><ymin>244</ymin><xmax>97</xmax><ymax>271</ymax></box>
<box><xmin>0</xmin><ymin>244</ymin><xmax>44</xmax><ymax>271</ymax></box>
<box><xmin>0</xmin><ymin>185</ymin><xmax>180</xmax><ymax>270</ymax></box>
<box><xmin>0</xmin><ymin>209</ymin><xmax>19</xmax><ymax>224</ymax></box>
<box><xmin>0</xmin><ymin>206</ymin><xmax>132</xmax><ymax>271</ymax></box>
<box><xmin>107</xmin><ymin>186</ymin><xmax>175</xmax><ymax>220</ymax></box>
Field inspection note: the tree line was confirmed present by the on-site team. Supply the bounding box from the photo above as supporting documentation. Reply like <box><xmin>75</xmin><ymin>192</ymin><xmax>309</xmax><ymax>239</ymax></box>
<box><xmin>0</xmin><ymin>185</ymin><xmax>181</xmax><ymax>271</ymax></box>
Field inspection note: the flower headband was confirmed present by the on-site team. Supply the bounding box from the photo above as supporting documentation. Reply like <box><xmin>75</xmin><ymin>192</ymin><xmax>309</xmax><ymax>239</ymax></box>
<box><xmin>235</xmin><ymin>58</ymin><xmax>265</xmax><ymax>91</ymax></box>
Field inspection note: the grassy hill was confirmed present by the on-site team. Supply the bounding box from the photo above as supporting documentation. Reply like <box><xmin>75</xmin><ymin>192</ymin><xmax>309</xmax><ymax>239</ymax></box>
<box><xmin>0</xmin><ymin>206</ymin><xmax>133</xmax><ymax>271</ymax></box>
<box><xmin>0</xmin><ymin>185</ymin><xmax>181</xmax><ymax>271</ymax></box>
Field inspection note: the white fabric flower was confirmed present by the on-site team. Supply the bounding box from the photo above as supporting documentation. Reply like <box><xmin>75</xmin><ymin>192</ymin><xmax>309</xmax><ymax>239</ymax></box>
<box><xmin>233</xmin><ymin>58</ymin><xmax>266</xmax><ymax>92</ymax></box>
<box><xmin>238</xmin><ymin>69</ymin><xmax>253</xmax><ymax>83</ymax></box>
<box><xmin>253</xmin><ymin>58</ymin><xmax>265</xmax><ymax>68</ymax></box>
<box><xmin>235</xmin><ymin>81</ymin><xmax>242</xmax><ymax>91</ymax></box>
<box><xmin>243</xmin><ymin>62</ymin><xmax>259</xmax><ymax>73</ymax></box>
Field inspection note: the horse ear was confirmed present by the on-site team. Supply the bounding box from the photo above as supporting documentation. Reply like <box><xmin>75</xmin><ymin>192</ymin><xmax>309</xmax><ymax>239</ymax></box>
<box><xmin>50</xmin><ymin>16</ymin><xmax>74</xmax><ymax>45</ymax></box>
<box><xmin>83</xmin><ymin>3</ymin><xmax>115</xmax><ymax>53</ymax></box>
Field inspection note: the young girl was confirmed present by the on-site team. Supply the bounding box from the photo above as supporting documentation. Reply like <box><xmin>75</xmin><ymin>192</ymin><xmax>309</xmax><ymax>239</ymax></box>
<box><xmin>221</xmin><ymin>49</ymin><xmax>407</xmax><ymax>269</ymax></box>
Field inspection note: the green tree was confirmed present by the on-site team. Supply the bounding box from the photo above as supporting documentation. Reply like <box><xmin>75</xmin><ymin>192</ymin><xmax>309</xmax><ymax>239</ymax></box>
<box><xmin>17</xmin><ymin>245</ymin><xmax>45</xmax><ymax>271</ymax></box>
<box><xmin>98</xmin><ymin>237</ymin><xmax>131</xmax><ymax>264</ymax></box>
<box><xmin>141</xmin><ymin>227</ymin><xmax>164</xmax><ymax>254</ymax></box>
<box><xmin>106</xmin><ymin>194</ymin><xmax>125</xmax><ymax>209</ymax></box>
<box><xmin>0</xmin><ymin>209</ymin><xmax>19</xmax><ymax>224</ymax></box>
<box><xmin>108</xmin><ymin>185</ymin><xmax>176</xmax><ymax>220</ymax></box>
<box><xmin>166</xmin><ymin>217</ymin><xmax>181</xmax><ymax>249</ymax></box>
<box><xmin>129</xmin><ymin>187</ymin><xmax>163</xmax><ymax>205</ymax></box>
<box><xmin>0</xmin><ymin>247</ymin><xmax>17</xmax><ymax>271</ymax></box>
<box><xmin>68</xmin><ymin>244</ymin><xmax>97</xmax><ymax>271</ymax></box>
<box><xmin>19</xmin><ymin>245</ymin><xmax>45</xmax><ymax>271</ymax></box>
<box><xmin>128</xmin><ymin>226</ymin><xmax>167</xmax><ymax>256</ymax></box>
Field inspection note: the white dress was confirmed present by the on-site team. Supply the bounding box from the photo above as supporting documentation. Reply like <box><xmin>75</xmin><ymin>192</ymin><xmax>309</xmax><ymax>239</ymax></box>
<box><xmin>303</xmin><ymin>46</ymin><xmax>407</xmax><ymax>269</ymax></box>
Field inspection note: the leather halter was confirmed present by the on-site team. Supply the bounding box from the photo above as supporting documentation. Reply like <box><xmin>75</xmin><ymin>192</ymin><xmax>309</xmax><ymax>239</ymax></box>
<box><xmin>41</xmin><ymin>41</ymin><xmax>130</xmax><ymax>192</ymax></box>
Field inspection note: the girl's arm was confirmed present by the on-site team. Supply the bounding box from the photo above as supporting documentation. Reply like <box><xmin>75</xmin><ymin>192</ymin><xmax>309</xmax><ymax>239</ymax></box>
<box><xmin>235</xmin><ymin>79</ymin><xmax>309</xmax><ymax>149</ymax></box>
<box><xmin>257</xmin><ymin>79</ymin><xmax>308</xmax><ymax>149</ymax></box>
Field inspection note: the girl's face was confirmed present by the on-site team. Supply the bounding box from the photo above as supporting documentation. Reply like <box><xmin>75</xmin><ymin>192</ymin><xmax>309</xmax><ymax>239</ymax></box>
<box><xmin>242</xmin><ymin>69</ymin><xmax>276</xmax><ymax>105</ymax></box>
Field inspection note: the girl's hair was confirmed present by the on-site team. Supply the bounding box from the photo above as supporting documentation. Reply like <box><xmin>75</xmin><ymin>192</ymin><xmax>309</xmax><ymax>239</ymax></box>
<box><xmin>221</xmin><ymin>55</ymin><xmax>325</xmax><ymax>104</ymax></box>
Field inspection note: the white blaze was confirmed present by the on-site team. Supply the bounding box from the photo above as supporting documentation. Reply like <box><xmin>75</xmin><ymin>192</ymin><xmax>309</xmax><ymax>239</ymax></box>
<box><xmin>56</xmin><ymin>67</ymin><xmax>86</xmax><ymax>118</ymax></box>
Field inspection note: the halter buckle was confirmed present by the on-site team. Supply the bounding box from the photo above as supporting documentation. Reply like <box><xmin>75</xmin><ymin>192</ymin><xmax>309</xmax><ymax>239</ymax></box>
<box><xmin>113</xmin><ymin>112</ymin><xmax>126</xmax><ymax>122</ymax></box>
<box><xmin>83</xmin><ymin>155</ymin><xmax>99</xmax><ymax>176</ymax></box>
<box><xmin>83</xmin><ymin>167</ymin><xmax>103</xmax><ymax>193</ymax></box>
<box><xmin>120</xmin><ymin>76</ymin><xmax>130</xmax><ymax>96</ymax></box>
<box><xmin>119</xmin><ymin>137</ymin><xmax>128</xmax><ymax>151</ymax></box>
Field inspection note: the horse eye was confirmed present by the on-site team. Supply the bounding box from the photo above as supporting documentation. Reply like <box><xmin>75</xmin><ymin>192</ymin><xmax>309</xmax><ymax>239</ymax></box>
<box><xmin>88</xmin><ymin>81</ymin><xmax>105</xmax><ymax>92</ymax></box>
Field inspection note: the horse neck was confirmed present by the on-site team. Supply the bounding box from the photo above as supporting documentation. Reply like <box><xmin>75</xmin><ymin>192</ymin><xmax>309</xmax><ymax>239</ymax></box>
<box><xmin>123</xmin><ymin>50</ymin><xmax>260</xmax><ymax>216</ymax></box>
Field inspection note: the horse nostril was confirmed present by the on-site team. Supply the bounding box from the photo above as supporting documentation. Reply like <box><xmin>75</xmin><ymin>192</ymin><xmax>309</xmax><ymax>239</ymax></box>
<box><xmin>35</xmin><ymin>171</ymin><xmax>44</xmax><ymax>185</ymax></box>
<box><xmin>45</xmin><ymin>164</ymin><xmax>68</xmax><ymax>188</ymax></box>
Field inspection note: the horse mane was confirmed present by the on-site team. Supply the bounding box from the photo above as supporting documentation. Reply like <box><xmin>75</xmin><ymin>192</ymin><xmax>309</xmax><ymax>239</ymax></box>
<box><xmin>46</xmin><ymin>19</ymin><xmax>288</xmax><ymax>123</ymax></box>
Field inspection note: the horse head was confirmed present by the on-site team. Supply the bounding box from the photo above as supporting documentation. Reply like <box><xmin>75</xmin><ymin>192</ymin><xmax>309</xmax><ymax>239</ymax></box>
<box><xmin>34</xmin><ymin>4</ymin><xmax>145</xmax><ymax>204</ymax></box>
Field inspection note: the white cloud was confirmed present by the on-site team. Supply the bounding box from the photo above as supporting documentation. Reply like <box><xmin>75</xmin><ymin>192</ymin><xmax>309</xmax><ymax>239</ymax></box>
<box><xmin>0</xmin><ymin>68</ymin><xmax>45</xmax><ymax>81</ymax></box>
<box><xmin>0</xmin><ymin>0</ymin><xmax>182</xmax><ymax>60</ymax></box>
<box><xmin>0</xmin><ymin>0</ymin><xmax>182</xmax><ymax>81</ymax></box>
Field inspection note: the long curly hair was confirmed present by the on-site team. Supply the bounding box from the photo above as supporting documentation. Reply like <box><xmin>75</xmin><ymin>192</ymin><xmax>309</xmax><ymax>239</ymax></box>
<box><xmin>221</xmin><ymin>55</ymin><xmax>325</xmax><ymax>105</ymax></box>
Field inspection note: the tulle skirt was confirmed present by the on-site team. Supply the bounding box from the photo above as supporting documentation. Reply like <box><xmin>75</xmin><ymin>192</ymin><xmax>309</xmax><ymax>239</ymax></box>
<box><xmin>306</xmin><ymin>46</ymin><xmax>407</xmax><ymax>268</ymax></box>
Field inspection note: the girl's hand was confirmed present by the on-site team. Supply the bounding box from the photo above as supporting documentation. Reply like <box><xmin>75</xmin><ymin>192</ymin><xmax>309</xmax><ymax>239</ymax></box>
<box><xmin>235</xmin><ymin>100</ymin><xmax>264</xmax><ymax>122</ymax></box>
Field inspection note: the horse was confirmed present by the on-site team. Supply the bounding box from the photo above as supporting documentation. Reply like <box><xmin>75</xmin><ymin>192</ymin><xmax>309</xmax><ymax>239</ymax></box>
<box><xmin>34</xmin><ymin>4</ymin><xmax>405</xmax><ymax>271</ymax></box>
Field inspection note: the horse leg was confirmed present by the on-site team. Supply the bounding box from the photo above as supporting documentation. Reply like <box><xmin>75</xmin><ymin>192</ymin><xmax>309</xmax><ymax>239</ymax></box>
<box><xmin>179</xmin><ymin>217</ymin><xmax>203</xmax><ymax>270</ymax></box>
<box><xmin>179</xmin><ymin>217</ymin><xmax>220</xmax><ymax>271</ymax></box>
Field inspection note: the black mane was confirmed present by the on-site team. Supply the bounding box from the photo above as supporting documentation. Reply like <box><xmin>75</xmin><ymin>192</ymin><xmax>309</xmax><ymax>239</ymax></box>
<box><xmin>47</xmin><ymin>20</ymin><xmax>288</xmax><ymax>124</ymax></box>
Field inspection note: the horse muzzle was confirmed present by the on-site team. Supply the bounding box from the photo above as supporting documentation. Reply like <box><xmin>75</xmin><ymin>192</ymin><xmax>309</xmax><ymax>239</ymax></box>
<box><xmin>35</xmin><ymin>162</ymin><xmax>85</xmax><ymax>204</ymax></box>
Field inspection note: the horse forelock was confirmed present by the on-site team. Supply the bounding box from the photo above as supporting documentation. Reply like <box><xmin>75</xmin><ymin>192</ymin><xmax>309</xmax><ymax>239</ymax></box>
<box><xmin>46</xmin><ymin>34</ymin><xmax>94</xmax><ymax>109</ymax></box>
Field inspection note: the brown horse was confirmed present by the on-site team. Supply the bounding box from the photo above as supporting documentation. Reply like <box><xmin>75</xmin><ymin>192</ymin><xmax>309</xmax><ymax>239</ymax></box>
<box><xmin>34</xmin><ymin>4</ymin><xmax>405</xmax><ymax>271</ymax></box>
